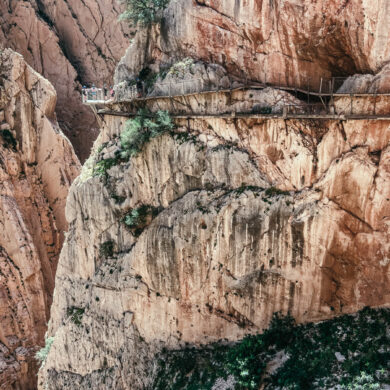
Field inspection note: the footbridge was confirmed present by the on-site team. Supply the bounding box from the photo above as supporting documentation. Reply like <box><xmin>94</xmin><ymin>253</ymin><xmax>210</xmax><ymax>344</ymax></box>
<box><xmin>83</xmin><ymin>75</ymin><xmax>390</xmax><ymax>120</ymax></box>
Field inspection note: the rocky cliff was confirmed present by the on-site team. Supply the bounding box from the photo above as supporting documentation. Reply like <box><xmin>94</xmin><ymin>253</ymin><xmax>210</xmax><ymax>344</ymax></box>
<box><xmin>39</xmin><ymin>0</ymin><xmax>390</xmax><ymax>389</ymax></box>
<box><xmin>0</xmin><ymin>0</ymin><xmax>130</xmax><ymax>161</ymax></box>
<box><xmin>39</xmin><ymin>109</ymin><xmax>390</xmax><ymax>388</ymax></box>
<box><xmin>116</xmin><ymin>0</ymin><xmax>390</xmax><ymax>89</ymax></box>
<box><xmin>0</xmin><ymin>49</ymin><xmax>79</xmax><ymax>389</ymax></box>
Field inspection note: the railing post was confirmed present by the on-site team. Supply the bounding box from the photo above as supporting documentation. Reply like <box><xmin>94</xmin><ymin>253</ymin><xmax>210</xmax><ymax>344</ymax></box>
<box><xmin>350</xmin><ymin>94</ymin><xmax>353</xmax><ymax>115</ymax></box>
<box><xmin>307</xmin><ymin>77</ymin><xmax>310</xmax><ymax>104</ymax></box>
<box><xmin>319</xmin><ymin>78</ymin><xmax>323</xmax><ymax>94</ymax></box>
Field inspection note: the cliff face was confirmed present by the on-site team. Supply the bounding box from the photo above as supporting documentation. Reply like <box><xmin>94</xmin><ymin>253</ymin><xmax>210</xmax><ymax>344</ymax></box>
<box><xmin>116</xmin><ymin>0</ymin><xmax>390</xmax><ymax>87</ymax></box>
<box><xmin>0</xmin><ymin>0</ymin><xmax>130</xmax><ymax>161</ymax></box>
<box><xmin>38</xmin><ymin>0</ymin><xmax>390</xmax><ymax>388</ymax></box>
<box><xmin>0</xmin><ymin>49</ymin><xmax>80</xmax><ymax>389</ymax></box>
<box><xmin>38</xmin><ymin>106</ymin><xmax>390</xmax><ymax>388</ymax></box>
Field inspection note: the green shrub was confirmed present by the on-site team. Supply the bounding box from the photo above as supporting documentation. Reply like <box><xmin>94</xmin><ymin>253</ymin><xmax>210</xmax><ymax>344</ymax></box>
<box><xmin>123</xmin><ymin>205</ymin><xmax>158</xmax><ymax>227</ymax></box>
<box><xmin>120</xmin><ymin>109</ymin><xmax>174</xmax><ymax>159</ymax></box>
<box><xmin>93</xmin><ymin>158</ymin><xmax>118</xmax><ymax>177</ymax></box>
<box><xmin>0</xmin><ymin>129</ymin><xmax>17</xmax><ymax>150</ymax></box>
<box><xmin>152</xmin><ymin>308</ymin><xmax>390</xmax><ymax>390</ymax></box>
<box><xmin>36</xmin><ymin>336</ymin><xmax>54</xmax><ymax>365</ymax></box>
<box><xmin>66</xmin><ymin>307</ymin><xmax>85</xmax><ymax>327</ymax></box>
<box><xmin>264</xmin><ymin>186</ymin><xmax>290</xmax><ymax>197</ymax></box>
<box><xmin>119</xmin><ymin>0</ymin><xmax>170</xmax><ymax>26</ymax></box>
<box><xmin>167</xmin><ymin>58</ymin><xmax>194</xmax><ymax>78</ymax></box>
<box><xmin>99</xmin><ymin>241</ymin><xmax>115</xmax><ymax>258</ymax></box>
<box><xmin>340</xmin><ymin>372</ymin><xmax>381</xmax><ymax>390</ymax></box>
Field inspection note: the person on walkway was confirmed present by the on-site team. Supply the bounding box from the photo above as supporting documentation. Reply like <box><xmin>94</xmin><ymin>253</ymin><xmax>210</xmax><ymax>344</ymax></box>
<box><xmin>82</xmin><ymin>86</ymin><xmax>87</xmax><ymax>103</ymax></box>
<box><xmin>91</xmin><ymin>84</ymin><xmax>97</xmax><ymax>100</ymax></box>
<box><xmin>110</xmin><ymin>86</ymin><xmax>115</xmax><ymax>99</ymax></box>
<box><xmin>103</xmin><ymin>84</ymin><xmax>108</xmax><ymax>100</ymax></box>
<box><xmin>136</xmin><ymin>77</ymin><xmax>143</xmax><ymax>98</ymax></box>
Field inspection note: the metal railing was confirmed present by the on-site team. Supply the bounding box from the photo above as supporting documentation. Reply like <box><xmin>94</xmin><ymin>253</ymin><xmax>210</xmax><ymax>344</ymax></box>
<box><xmin>83</xmin><ymin>73</ymin><xmax>390</xmax><ymax>107</ymax></box>
<box><xmin>82</xmin><ymin>88</ymin><xmax>107</xmax><ymax>103</ymax></box>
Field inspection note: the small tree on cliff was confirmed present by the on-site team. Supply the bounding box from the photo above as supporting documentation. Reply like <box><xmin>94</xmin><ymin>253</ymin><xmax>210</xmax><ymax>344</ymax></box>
<box><xmin>119</xmin><ymin>0</ymin><xmax>170</xmax><ymax>25</ymax></box>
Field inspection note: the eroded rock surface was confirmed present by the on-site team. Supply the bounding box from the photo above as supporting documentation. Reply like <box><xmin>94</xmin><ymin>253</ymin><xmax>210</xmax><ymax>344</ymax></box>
<box><xmin>0</xmin><ymin>0</ymin><xmax>130</xmax><ymax>160</ymax></box>
<box><xmin>115</xmin><ymin>0</ymin><xmax>390</xmax><ymax>90</ymax></box>
<box><xmin>0</xmin><ymin>49</ymin><xmax>80</xmax><ymax>389</ymax></box>
<box><xmin>39</xmin><ymin>111</ymin><xmax>390</xmax><ymax>388</ymax></box>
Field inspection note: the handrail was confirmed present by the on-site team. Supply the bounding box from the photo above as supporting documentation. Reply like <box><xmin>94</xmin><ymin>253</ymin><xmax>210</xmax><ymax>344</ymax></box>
<box><xmin>83</xmin><ymin>74</ymin><xmax>389</xmax><ymax>108</ymax></box>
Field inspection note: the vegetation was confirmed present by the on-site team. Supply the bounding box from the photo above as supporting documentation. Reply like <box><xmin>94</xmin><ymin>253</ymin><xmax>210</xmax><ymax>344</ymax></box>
<box><xmin>167</xmin><ymin>58</ymin><xmax>194</xmax><ymax>78</ymax></box>
<box><xmin>93</xmin><ymin>157</ymin><xmax>118</xmax><ymax>178</ymax></box>
<box><xmin>119</xmin><ymin>0</ymin><xmax>170</xmax><ymax>26</ymax></box>
<box><xmin>264</xmin><ymin>186</ymin><xmax>290</xmax><ymax>197</ymax></box>
<box><xmin>123</xmin><ymin>204</ymin><xmax>159</xmax><ymax>235</ymax></box>
<box><xmin>0</xmin><ymin>129</ymin><xmax>17</xmax><ymax>150</ymax></box>
<box><xmin>120</xmin><ymin>109</ymin><xmax>174</xmax><ymax>159</ymax></box>
<box><xmin>99</xmin><ymin>240</ymin><xmax>115</xmax><ymax>258</ymax></box>
<box><xmin>152</xmin><ymin>307</ymin><xmax>390</xmax><ymax>390</ymax></box>
<box><xmin>66</xmin><ymin>307</ymin><xmax>85</xmax><ymax>327</ymax></box>
<box><xmin>36</xmin><ymin>335</ymin><xmax>55</xmax><ymax>366</ymax></box>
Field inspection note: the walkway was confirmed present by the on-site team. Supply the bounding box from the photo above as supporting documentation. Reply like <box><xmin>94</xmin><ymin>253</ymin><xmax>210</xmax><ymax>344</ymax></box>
<box><xmin>83</xmin><ymin>75</ymin><xmax>390</xmax><ymax>119</ymax></box>
<box><xmin>98</xmin><ymin>109</ymin><xmax>390</xmax><ymax>121</ymax></box>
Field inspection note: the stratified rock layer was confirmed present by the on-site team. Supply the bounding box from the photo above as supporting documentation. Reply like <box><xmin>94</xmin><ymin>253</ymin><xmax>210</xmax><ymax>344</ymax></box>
<box><xmin>0</xmin><ymin>49</ymin><xmax>80</xmax><ymax>389</ymax></box>
<box><xmin>0</xmin><ymin>0</ymin><xmax>130</xmax><ymax>160</ymax></box>
<box><xmin>39</xmin><ymin>110</ymin><xmax>390</xmax><ymax>389</ymax></box>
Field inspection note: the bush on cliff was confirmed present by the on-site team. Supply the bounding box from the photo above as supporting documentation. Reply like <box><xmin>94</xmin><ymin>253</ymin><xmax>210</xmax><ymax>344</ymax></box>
<box><xmin>120</xmin><ymin>109</ymin><xmax>174</xmax><ymax>159</ymax></box>
<box><xmin>119</xmin><ymin>0</ymin><xmax>170</xmax><ymax>25</ymax></box>
<box><xmin>36</xmin><ymin>335</ymin><xmax>55</xmax><ymax>366</ymax></box>
<box><xmin>152</xmin><ymin>307</ymin><xmax>390</xmax><ymax>390</ymax></box>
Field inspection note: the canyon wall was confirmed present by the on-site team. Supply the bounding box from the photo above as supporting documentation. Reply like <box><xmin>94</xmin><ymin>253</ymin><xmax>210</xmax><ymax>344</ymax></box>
<box><xmin>38</xmin><ymin>0</ymin><xmax>390</xmax><ymax>388</ymax></box>
<box><xmin>0</xmin><ymin>49</ymin><xmax>80</xmax><ymax>389</ymax></box>
<box><xmin>39</xmin><ymin>106</ymin><xmax>390</xmax><ymax>388</ymax></box>
<box><xmin>116</xmin><ymin>0</ymin><xmax>390</xmax><ymax>89</ymax></box>
<box><xmin>0</xmin><ymin>0</ymin><xmax>131</xmax><ymax>161</ymax></box>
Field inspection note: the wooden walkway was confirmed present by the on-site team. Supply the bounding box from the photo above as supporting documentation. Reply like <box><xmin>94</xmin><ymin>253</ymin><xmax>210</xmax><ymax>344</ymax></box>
<box><xmin>98</xmin><ymin>110</ymin><xmax>390</xmax><ymax>121</ymax></box>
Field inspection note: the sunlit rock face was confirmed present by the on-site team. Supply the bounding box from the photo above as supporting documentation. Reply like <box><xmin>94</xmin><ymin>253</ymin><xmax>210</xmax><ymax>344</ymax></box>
<box><xmin>0</xmin><ymin>0</ymin><xmax>131</xmax><ymax>161</ymax></box>
<box><xmin>116</xmin><ymin>0</ymin><xmax>390</xmax><ymax>89</ymax></box>
<box><xmin>39</xmin><ymin>109</ymin><xmax>390</xmax><ymax>388</ymax></box>
<box><xmin>0</xmin><ymin>49</ymin><xmax>80</xmax><ymax>389</ymax></box>
<box><xmin>36</xmin><ymin>0</ymin><xmax>390</xmax><ymax>388</ymax></box>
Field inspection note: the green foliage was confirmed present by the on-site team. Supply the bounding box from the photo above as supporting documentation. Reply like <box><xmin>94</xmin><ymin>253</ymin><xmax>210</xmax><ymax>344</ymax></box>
<box><xmin>66</xmin><ymin>307</ymin><xmax>85</xmax><ymax>327</ymax></box>
<box><xmin>123</xmin><ymin>204</ymin><xmax>159</xmax><ymax>235</ymax></box>
<box><xmin>120</xmin><ymin>109</ymin><xmax>174</xmax><ymax>159</ymax></box>
<box><xmin>0</xmin><ymin>129</ymin><xmax>17</xmax><ymax>150</ymax></box>
<box><xmin>340</xmin><ymin>372</ymin><xmax>381</xmax><ymax>390</ymax></box>
<box><xmin>99</xmin><ymin>241</ymin><xmax>115</xmax><ymax>258</ymax></box>
<box><xmin>93</xmin><ymin>158</ymin><xmax>118</xmax><ymax>178</ymax></box>
<box><xmin>224</xmin><ymin>336</ymin><xmax>266</xmax><ymax>389</ymax></box>
<box><xmin>264</xmin><ymin>186</ymin><xmax>290</xmax><ymax>197</ymax></box>
<box><xmin>119</xmin><ymin>0</ymin><xmax>170</xmax><ymax>26</ymax></box>
<box><xmin>152</xmin><ymin>308</ymin><xmax>390</xmax><ymax>390</ymax></box>
<box><xmin>167</xmin><ymin>58</ymin><xmax>194</xmax><ymax>78</ymax></box>
<box><xmin>35</xmin><ymin>336</ymin><xmax>55</xmax><ymax>365</ymax></box>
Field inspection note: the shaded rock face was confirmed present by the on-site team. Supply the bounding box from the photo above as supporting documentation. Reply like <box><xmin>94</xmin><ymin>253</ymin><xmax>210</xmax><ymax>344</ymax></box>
<box><xmin>39</xmin><ymin>112</ymin><xmax>390</xmax><ymax>388</ymax></box>
<box><xmin>0</xmin><ymin>0</ymin><xmax>131</xmax><ymax>161</ymax></box>
<box><xmin>0</xmin><ymin>49</ymin><xmax>80</xmax><ymax>388</ymax></box>
<box><xmin>115</xmin><ymin>0</ymin><xmax>390</xmax><ymax>88</ymax></box>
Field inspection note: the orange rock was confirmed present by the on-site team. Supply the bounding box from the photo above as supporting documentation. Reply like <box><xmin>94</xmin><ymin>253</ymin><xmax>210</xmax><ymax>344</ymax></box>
<box><xmin>0</xmin><ymin>49</ymin><xmax>80</xmax><ymax>388</ymax></box>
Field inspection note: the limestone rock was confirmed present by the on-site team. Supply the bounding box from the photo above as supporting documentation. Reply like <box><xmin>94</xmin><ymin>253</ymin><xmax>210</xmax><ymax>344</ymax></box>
<box><xmin>0</xmin><ymin>0</ymin><xmax>131</xmax><ymax>161</ymax></box>
<box><xmin>0</xmin><ymin>49</ymin><xmax>80</xmax><ymax>388</ymax></box>
<box><xmin>39</xmin><ymin>111</ymin><xmax>390</xmax><ymax>388</ymax></box>
<box><xmin>115</xmin><ymin>0</ymin><xmax>390</xmax><ymax>90</ymax></box>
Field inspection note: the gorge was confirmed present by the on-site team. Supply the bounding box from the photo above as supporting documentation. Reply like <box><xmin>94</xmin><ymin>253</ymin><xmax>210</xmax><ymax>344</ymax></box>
<box><xmin>0</xmin><ymin>0</ymin><xmax>389</xmax><ymax>389</ymax></box>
